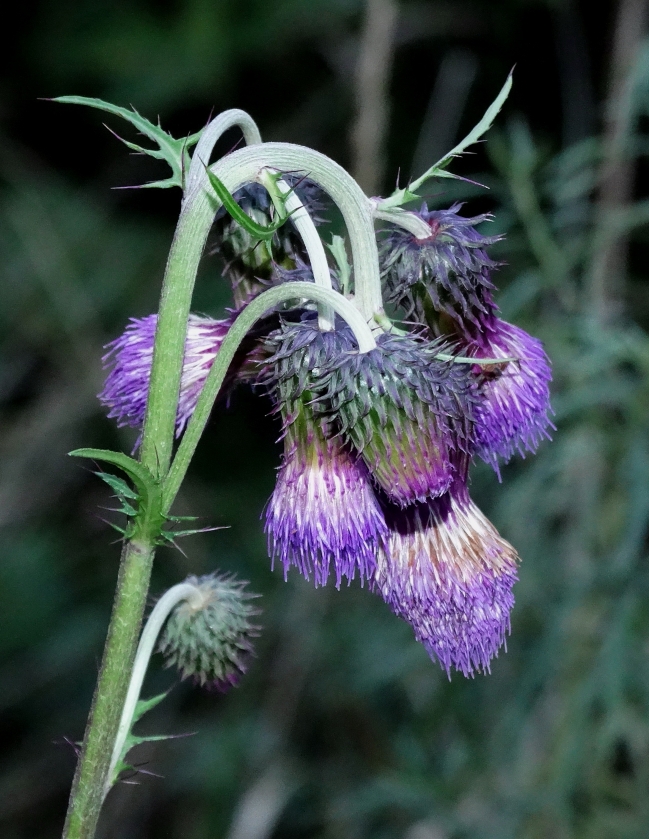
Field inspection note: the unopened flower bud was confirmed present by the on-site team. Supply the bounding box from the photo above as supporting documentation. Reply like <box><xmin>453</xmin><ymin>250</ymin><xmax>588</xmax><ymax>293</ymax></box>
<box><xmin>158</xmin><ymin>573</ymin><xmax>260</xmax><ymax>690</ymax></box>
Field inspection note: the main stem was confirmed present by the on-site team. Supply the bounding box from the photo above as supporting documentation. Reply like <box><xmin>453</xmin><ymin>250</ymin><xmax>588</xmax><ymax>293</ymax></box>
<box><xmin>62</xmin><ymin>537</ymin><xmax>156</xmax><ymax>839</ymax></box>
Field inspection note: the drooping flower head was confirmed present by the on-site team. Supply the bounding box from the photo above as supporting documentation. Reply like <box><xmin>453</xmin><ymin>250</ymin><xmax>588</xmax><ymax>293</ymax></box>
<box><xmin>158</xmin><ymin>572</ymin><xmax>260</xmax><ymax>691</ymax></box>
<box><xmin>379</xmin><ymin>203</ymin><xmax>552</xmax><ymax>470</ymax></box>
<box><xmin>211</xmin><ymin>179</ymin><xmax>328</xmax><ymax>307</ymax></box>
<box><xmin>312</xmin><ymin>328</ymin><xmax>478</xmax><ymax>506</ymax></box>
<box><xmin>380</xmin><ymin>202</ymin><xmax>500</xmax><ymax>327</ymax></box>
<box><xmin>374</xmin><ymin>458</ymin><xmax>519</xmax><ymax>677</ymax></box>
<box><xmin>101</xmin><ymin>313</ymin><xmax>234</xmax><ymax>435</ymax></box>
<box><xmin>263</xmin><ymin>321</ymin><xmax>386</xmax><ymax>587</ymax></box>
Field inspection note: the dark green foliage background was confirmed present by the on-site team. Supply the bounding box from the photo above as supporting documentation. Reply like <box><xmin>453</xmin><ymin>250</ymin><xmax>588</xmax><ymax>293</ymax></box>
<box><xmin>2</xmin><ymin>1</ymin><xmax>649</xmax><ymax>837</ymax></box>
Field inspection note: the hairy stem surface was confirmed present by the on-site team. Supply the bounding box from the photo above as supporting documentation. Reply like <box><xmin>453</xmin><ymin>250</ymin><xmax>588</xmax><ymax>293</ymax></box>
<box><xmin>62</xmin><ymin>538</ymin><xmax>156</xmax><ymax>839</ymax></box>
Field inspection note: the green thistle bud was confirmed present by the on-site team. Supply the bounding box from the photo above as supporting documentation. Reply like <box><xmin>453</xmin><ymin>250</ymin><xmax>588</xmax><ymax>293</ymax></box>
<box><xmin>158</xmin><ymin>573</ymin><xmax>260</xmax><ymax>690</ymax></box>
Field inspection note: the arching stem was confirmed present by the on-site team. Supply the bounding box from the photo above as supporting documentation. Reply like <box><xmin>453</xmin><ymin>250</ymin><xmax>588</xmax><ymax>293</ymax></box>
<box><xmin>103</xmin><ymin>582</ymin><xmax>203</xmax><ymax>798</ymax></box>
<box><xmin>140</xmin><ymin>141</ymin><xmax>386</xmax><ymax>482</ymax></box>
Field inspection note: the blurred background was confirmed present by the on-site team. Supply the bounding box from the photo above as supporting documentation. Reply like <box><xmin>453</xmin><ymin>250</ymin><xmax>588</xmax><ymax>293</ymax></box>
<box><xmin>3</xmin><ymin>0</ymin><xmax>649</xmax><ymax>837</ymax></box>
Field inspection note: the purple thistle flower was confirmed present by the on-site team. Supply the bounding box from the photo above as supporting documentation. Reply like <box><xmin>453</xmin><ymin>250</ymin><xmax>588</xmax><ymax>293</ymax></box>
<box><xmin>100</xmin><ymin>313</ymin><xmax>233</xmax><ymax>435</ymax></box>
<box><xmin>313</xmin><ymin>329</ymin><xmax>478</xmax><ymax>506</ymax></box>
<box><xmin>265</xmin><ymin>405</ymin><xmax>386</xmax><ymax>588</ymax></box>
<box><xmin>380</xmin><ymin>203</ymin><xmax>500</xmax><ymax>326</ymax></box>
<box><xmin>462</xmin><ymin>316</ymin><xmax>553</xmax><ymax>467</ymax></box>
<box><xmin>379</xmin><ymin>202</ymin><xmax>552</xmax><ymax>469</ymax></box>
<box><xmin>374</xmin><ymin>462</ymin><xmax>519</xmax><ymax>677</ymax></box>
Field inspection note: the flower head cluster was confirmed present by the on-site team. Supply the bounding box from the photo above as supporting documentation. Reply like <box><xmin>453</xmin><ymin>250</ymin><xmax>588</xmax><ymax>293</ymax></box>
<box><xmin>101</xmin><ymin>175</ymin><xmax>552</xmax><ymax>679</ymax></box>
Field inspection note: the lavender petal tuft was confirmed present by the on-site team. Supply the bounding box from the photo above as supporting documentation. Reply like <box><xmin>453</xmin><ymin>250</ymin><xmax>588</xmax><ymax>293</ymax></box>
<box><xmin>468</xmin><ymin>318</ymin><xmax>553</xmax><ymax>466</ymax></box>
<box><xmin>100</xmin><ymin>313</ymin><xmax>233</xmax><ymax>435</ymax></box>
<box><xmin>265</xmin><ymin>406</ymin><xmax>386</xmax><ymax>588</ymax></box>
<box><xmin>375</xmin><ymin>478</ymin><xmax>518</xmax><ymax>677</ymax></box>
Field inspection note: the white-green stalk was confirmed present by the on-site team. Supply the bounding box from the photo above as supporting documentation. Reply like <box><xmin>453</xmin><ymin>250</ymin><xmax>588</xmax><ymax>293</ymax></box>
<box><xmin>258</xmin><ymin>167</ymin><xmax>336</xmax><ymax>331</ymax></box>
<box><xmin>103</xmin><ymin>581</ymin><xmax>204</xmax><ymax>799</ymax></box>
<box><xmin>369</xmin><ymin>199</ymin><xmax>433</xmax><ymax>239</ymax></box>
<box><xmin>186</xmin><ymin>114</ymin><xmax>336</xmax><ymax>329</ymax></box>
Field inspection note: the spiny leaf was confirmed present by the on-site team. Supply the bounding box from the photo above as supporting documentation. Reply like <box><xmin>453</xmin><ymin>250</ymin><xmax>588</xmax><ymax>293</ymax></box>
<box><xmin>382</xmin><ymin>70</ymin><xmax>513</xmax><ymax>207</ymax></box>
<box><xmin>159</xmin><ymin>525</ymin><xmax>223</xmax><ymax>542</ymax></box>
<box><xmin>52</xmin><ymin>96</ymin><xmax>202</xmax><ymax>190</ymax></box>
<box><xmin>111</xmin><ymin>692</ymin><xmax>172</xmax><ymax>784</ymax></box>
<box><xmin>132</xmin><ymin>691</ymin><xmax>169</xmax><ymax>725</ymax></box>
<box><xmin>70</xmin><ymin>448</ymin><xmax>159</xmax><ymax>504</ymax></box>
<box><xmin>95</xmin><ymin>471</ymin><xmax>139</xmax><ymax>500</ymax></box>
<box><xmin>416</xmin><ymin>70</ymin><xmax>513</xmax><ymax>182</ymax></box>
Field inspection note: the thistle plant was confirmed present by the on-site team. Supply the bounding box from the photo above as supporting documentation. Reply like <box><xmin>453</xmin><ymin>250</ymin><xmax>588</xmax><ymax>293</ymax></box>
<box><xmin>56</xmin><ymin>70</ymin><xmax>553</xmax><ymax>839</ymax></box>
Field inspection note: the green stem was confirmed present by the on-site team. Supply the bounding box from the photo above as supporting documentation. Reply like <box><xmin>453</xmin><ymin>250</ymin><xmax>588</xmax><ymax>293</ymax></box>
<box><xmin>184</xmin><ymin>109</ymin><xmax>262</xmax><ymax>199</ymax></box>
<box><xmin>258</xmin><ymin>168</ymin><xmax>336</xmax><ymax>330</ymax></box>
<box><xmin>62</xmin><ymin>537</ymin><xmax>157</xmax><ymax>839</ymax></box>
<box><xmin>162</xmin><ymin>281</ymin><xmax>375</xmax><ymax>512</ymax></box>
<box><xmin>64</xmin><ymin>111</ymin><xmax>266</xmax><ymax>839</ymax></box>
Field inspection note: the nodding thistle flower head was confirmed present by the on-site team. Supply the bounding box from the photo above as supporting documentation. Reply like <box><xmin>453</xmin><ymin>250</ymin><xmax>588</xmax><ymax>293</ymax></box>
<box><xmin>265</xmin><ymin>404</ymin><xmax>386</xmax><ymax>588</ymax></box>
<box><xmin>211</xmin><ymin>179</ymin><xmax>327</xmax><ymax>307</ymax></box>
<box><xmin>100</xmin><ymin>311</ymin><xmax>270</xmax><ymax>437</ymax></box>
<box><xmin>263</xmin><ymin>321</ymin><xmax>386</xmax><ymax>587</ymax></box>
<box><xmin>312</xmin><ymin>328</ymin><xmax>478</xmax><ymax>506</ymax></box>
<box><xmin>380</xmin><ymin>203</ymin><xmax>500</xmax><ymax>327</ymax></box>
<box><xmin>378</xmin><ymin>203</ymin><xmax>552</xmax><ymax>473</ymax></box>
<box><xmin>101</xmin><ymin>313</ymin><xmax>233</xmax><ymax>435</ymax></box>
<box><xmin>158</xmin><ymin>573</ymin><xmax>260</xmax><ymax>691</ymax></box>
<box><xmin>374</xmin><ymin>459</ymin><xmax>519</xmax><ymax>677</ymax></box>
